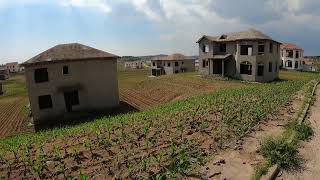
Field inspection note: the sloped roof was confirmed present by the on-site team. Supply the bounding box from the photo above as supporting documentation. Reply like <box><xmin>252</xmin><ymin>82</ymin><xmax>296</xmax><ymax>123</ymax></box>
<box><xmin>303</xmin><ymin>59</ymin><xmax>315</xmax><ymax>65</ymax></box>
<box><xmin>280</xmin><ymin>43</ymin><xmax>303</xmax><ymax>51</ymax></box>
<box><xmin>152</xmin><ymin>53</ymin><xmax>193</xmax><ymax>61</ymax></box>
<box><xmin>22</xmin><ymin>43</ymin><xmax>119</xmax><ymax>66</ymax></box>
<box><xmin>197</xmin><ymin>29</ymin><xmax>279</xmax><ymax>43</ymax></box>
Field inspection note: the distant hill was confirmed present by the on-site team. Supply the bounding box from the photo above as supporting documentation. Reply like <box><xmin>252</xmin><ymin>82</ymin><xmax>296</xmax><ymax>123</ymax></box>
<box><xmin>119</xmin><ymin>55</ymin><xmax>198</xmax><ymax>63</ymax></box>
<box><xmin>305</xmin><ymin>56</ymin><xmax>320</xmax><ymax>60</ymax></box>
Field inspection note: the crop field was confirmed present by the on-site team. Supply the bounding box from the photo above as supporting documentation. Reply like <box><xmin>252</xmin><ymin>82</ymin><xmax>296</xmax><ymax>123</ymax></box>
<box><xmin>0</xmin><ymin>71</ymin><xmax>318</xmax><ymax>179</ymax></box>
<box><xmin>118</xmin><ymin>69</ymin><xmax>247</xmax><ymax>110</ymax></box>
<box><xmin>0</xmin><ymin>75</ymin><xmax>29</xmax><ymax>138</ymax></box>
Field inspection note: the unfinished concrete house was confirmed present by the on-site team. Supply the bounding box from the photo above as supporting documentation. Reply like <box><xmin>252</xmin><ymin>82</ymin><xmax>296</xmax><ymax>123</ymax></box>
<box><xmin>197</xmin><ymin>29</ymin><xmax>281</xmax><ymax>82</ymax></box>
<box><xmin>124</xmin><ymin>61</ymin><xmax>144</xmax><ymax>69</ymax></box>
<box><xmin>151</xmin><ymin>54</ymin><xmax>195</xmax><ymax>76</ymax></box>
<box><xmin>280</xmin><ymin>43</ymin><xmax>304</xmax><ymax>70</ymax></box>
<box><xmin>22</xmin><ymin>43</ymin><xmax>120</xmax><ymax>124</ymax></box>
<box><xmin>302</xmin><ymin>59</ymin><xmax>318</xmax><ymax>72</ymax></box>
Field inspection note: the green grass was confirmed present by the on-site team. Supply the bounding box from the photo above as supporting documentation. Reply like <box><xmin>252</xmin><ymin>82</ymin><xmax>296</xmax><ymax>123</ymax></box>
<box><xmin>0</xmin><ymin>75</ymin><xmax>27</xmax><ymax>98</ymax></box>
<box><xmin>279</xmin><ymin>70</ymin><xmax>319</xmax><ymax>81</ymax></box>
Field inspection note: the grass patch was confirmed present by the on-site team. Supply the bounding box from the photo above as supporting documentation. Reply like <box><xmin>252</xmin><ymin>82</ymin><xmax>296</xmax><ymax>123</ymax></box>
<box><xmin>288</xmin><ymin>121</ymin><xmax>313</xmax><ymax>141</ymax></box>
<box><xmin>260</xmin><ymin>135</ymin><xmax>301</xmax><ymax>171</ymax></box>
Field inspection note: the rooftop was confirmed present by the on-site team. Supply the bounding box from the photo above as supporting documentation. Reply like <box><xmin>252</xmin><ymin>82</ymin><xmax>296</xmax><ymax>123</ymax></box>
<box><xmin>197</xmin><ymin>28</ymin><xmax>279</xmax><ymax>43</ymax></box>
<box><xmin>280</xmin><ymin>43</ymin><xmax>303</xmax><ymax>51</ymax></box>
<box><xmin>22</xmin><ymin>43</ymin><xmax>119</xmax><ymax>66</ymax></box>
<box><xmin>152</xmin><ymin>53</ymin><xmax>193</xmax><ymax>61</ymax></box>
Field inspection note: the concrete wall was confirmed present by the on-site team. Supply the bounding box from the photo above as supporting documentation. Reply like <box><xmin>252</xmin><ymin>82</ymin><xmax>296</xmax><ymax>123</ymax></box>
<box><xmin>302</xmin><ymin>64</ymin><xmax>318</xmax><ymax>72</ymax></box>
<box><xmin>24</xmin><ymin>59</ymin><xmax>119</xmax><ymax>124</ymax></box>
<box><xmin>198</xmin><ymin>39</ymin><xmax>280</xmax><ymax>82</ymax></box>
<box><xmin>281</xmin><ymin>49</ymin><xmax>303</xmax><ymax>70</ymax></box>
<box><xmin>124</xmin><ymin>61</ymin><xmax>144</xmax><ymax>69</ymax></box>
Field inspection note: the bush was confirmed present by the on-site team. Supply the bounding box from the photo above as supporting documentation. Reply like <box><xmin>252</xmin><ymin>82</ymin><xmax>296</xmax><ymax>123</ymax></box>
<box><xmin>288</xmin><ymin>121</ymin><xmax>313</xmax><ymax>141</ymax></box>
<box><xmin>260</xmin><ymin>136</ymin><xmax>301</xmax><ymax>171</ymax></box>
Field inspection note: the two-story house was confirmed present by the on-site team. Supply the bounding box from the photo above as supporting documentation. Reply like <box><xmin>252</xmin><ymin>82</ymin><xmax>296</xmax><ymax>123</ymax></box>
<box><xmin>151</xmin><ymin>53</ymin><xmax>195</xmax><ymax>76</ymax></box>
<box><xmin>124</xmin><ymin>61</ymin><xmax>144</xmax><ymax>69</ymax></box>
<box><xmin>22</xmin><ymin>43</ymin><xmax>120</xmax><ymax>124</ymax></box>
<box><xmin>280</xmin><ymin>43</ymin><xmax>304</xmax><ymax>70</ymax></box>
<box><xmin>197</xmin><ymin>29</ymin><xmax>281</xmax><ymax>82</ymax></box>
<box><xmin>5</xmin><ymin>62</ymin><xmax>20</xmax><ymax>73</ymax></box>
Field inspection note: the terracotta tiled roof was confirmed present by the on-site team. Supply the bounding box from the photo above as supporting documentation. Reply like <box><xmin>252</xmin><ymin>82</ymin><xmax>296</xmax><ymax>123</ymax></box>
<box><xmin>280</xmin><ymin>43</ymin><xmax>303</xmax><ymax>51</ymax></box>
<box><xmin>22</xmin><ymin>43</ymin><xmax>119</xmax><ymax>66</ymax></box>
<box><xmin>197</xmin><ymin>28</ymin><xmax>279</xmax><ymax>43</ymax></box>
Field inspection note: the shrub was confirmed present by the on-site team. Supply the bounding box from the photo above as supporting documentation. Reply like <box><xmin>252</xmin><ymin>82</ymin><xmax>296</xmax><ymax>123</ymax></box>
<box><xmin>260</xmin><ymin>136</ymin><xmax>301</xmax><ymax>171</ymax></box>
<box><xmin>288</xmin><ymin>121</ymin><xmax>313</xmax><ymax>141</ymax></box>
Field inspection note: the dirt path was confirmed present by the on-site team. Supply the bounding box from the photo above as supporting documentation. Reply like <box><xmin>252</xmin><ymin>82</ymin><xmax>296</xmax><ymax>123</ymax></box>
<box><xmin>197</xmin><ymin>90</ymin><xmax>306</xmax><ymax>180</ymax></box>
<box><xmin>281</xmin><ymin>85</ymin><xmax>320</xmax><ymax>180</ymax></box>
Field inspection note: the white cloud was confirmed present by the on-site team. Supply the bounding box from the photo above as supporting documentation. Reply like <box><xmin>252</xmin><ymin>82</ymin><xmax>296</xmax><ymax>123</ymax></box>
<box><xmin>60</xmin><ymin>0</ymin><xmax>112</xmax><ymax>13</ymax></box>
<box><xmin>130</xmin><ymin>0</ymin><xmax>163</xmax><ymax>22</ymax></box>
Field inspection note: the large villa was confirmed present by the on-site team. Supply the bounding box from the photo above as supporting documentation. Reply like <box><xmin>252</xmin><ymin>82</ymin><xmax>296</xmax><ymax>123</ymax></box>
<box><xmin>197</xmin><ymin>29</ymin><xmax>281</xmax><ymax>82</ymax></box>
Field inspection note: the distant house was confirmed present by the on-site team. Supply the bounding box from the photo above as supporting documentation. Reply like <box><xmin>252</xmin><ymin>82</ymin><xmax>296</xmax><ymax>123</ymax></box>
<box><xmin>280</xmin><ymin>43</ymin><xmax>304</xmax><ymax>70</ymax></box>
<box><xmin>124</xmin><ymin>61</ymin><xmax>144</xmax><ymax>69</ymax></box>
<box><xmin>150</xmin><ymin>53</ymin><xmax>195</xmax><ymax>76</ymax></box>
<box><xmin>5</xmin><ymin>62</ymin><xmax>20</xmax><ymax>73</ymax></box>
<box><xmin>197</xmin><ymin>29</ymin><xmax>281</xmax><ymax>82</ymax></box>
<box><xmin>21</xmin><ymin>43</ymin><xmax>120</xmax><ymax>124</ymax></box>
<box><xmin>302</xmin><ymin>59</ymin><xmax>318</xmax><ymax>72</ymax></box>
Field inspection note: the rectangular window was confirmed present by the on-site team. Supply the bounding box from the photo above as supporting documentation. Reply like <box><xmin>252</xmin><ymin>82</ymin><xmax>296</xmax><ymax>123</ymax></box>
<box><xmin>286</xmin><ymin>50</ymin><xmax>293</xmax><ymax>58</ymax></box>
<box><xmin>258</xmin><ymin>42</ymin><xmax>265</xmax><ymax>55</ymax></box>
<box><xmin>168</xmin><ymin>62</ymin><xmax>171</xmax><ymax>67</ymax></box>
<box><xmin>269</xmin><ymin>62</ymin><xmax>272</xmax><ymax>72</ymax></box>
<box><xmin>240</xmin><ymin>63</ymin><xmax>252</xmax><ymax>75</ymax></box>
<box><xmin>257</xmin><ymin>65</ymin><xmax>264</xmax><ymax>76</ymax></box>
<box><xmin>269</xmin><ymin>42</ymin><xmax>273</xmax><ymax>53</ymax></box>
<box><xmin>296</xmin><ymin>51</ymin><xmax>299</xmax><ymax>58</ymax></box>
<box><xmin>219</xmin><ymin>43</ymin><xmax>227</xmax><ymax>52</ymax></box>
<box><xmin>152</xmin><ymin>62</ymin><xmax>155</xmax><ymax>66</ymax></box>
<box><xmin>240</xmin><ymin>45</ymin><xmax>253</xmax><ymax>56</ymax></box>
<box><xmin>202</xmin><ymin>60</ymin><xmax>206</xmax><ymax>68</ymax></box>
<box><xmin>175</xmin><ymin>62</ymin><xmax>179</xmax><ymax>66</ymax></box>
<box><xmin>38</xmin><ymin>95</ymin><xmax>53</xmax><ymax>110</ymax></box>
<box><xmin>34</xmin><ymin>68</ymin><xmax>49</xmax><ymax>83</ymax></box>
<box><xmin>63</xmin><ymin>66</ymin><xmax>69</xmax><ymax>75</ymax></box>
<box><xmin>202</xmin><ymin>44</ymin><xmax>209</xmax><ymax>53</ymax></box>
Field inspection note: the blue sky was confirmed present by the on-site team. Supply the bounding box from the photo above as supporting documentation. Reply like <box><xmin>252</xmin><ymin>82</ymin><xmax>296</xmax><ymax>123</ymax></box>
<box><xmin>0</xmin><ymin>0</ymin><xmax>320</xmax><ymax>64</ymax></box>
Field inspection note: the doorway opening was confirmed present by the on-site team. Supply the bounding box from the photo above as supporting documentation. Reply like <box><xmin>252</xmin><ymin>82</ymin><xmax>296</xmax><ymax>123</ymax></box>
<box><xmin>64</xmin><ymin>90</ymin><xmax>79</xmax><ymax>112</ymax></box>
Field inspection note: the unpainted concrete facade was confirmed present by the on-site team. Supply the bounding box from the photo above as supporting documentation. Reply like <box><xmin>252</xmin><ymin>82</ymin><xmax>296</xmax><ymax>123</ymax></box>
<box><xmin>24</xmin><ymin>59</ymin><xmax>119</xmax><ymax>124</ymax></box>
<box><xmin>198</xmin><ymin>39</ymin><xmax>280</xmax><ymax>82</ymax></box>
<box><xmin>151</xmin><ymin>59</ymin><xmax>195</xmax><ymax>76</ymax></box>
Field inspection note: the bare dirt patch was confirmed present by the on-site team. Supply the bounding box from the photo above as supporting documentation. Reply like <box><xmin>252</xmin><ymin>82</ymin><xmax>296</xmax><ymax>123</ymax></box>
<box><xmin>281</xmin><ymin>86</ymin><xmax>320</xmax><ymax>179</ymax></box>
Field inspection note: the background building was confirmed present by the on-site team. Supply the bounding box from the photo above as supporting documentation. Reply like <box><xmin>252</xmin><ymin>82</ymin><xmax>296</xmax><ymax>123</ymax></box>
<box><xmin>197</xmin><ymin>29</ymin><xmax>280</xmax><ymax>82</ymax></box>
<box><xmin>150</xmin><ymin>53</ymin><xmax>195</xmax><ymax>76</ymax></box>
<box><xmin>280</xmin><ymin>43</ymin><xmax>304</xmax><ymax>70</ymax></box>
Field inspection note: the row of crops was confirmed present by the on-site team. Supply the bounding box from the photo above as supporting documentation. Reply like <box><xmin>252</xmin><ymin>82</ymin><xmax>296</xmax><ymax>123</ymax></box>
<box><xmin>0</xmin><ymin>79</ymin><xmax>314</xmax><ymax>179</ymax></box>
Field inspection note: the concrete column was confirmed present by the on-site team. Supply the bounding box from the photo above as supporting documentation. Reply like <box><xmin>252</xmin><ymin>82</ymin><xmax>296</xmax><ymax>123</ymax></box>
<box><xmin>222</xmin><ymin>60</ymin><xmax>225</xmax><ymax>76</ymax></box>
